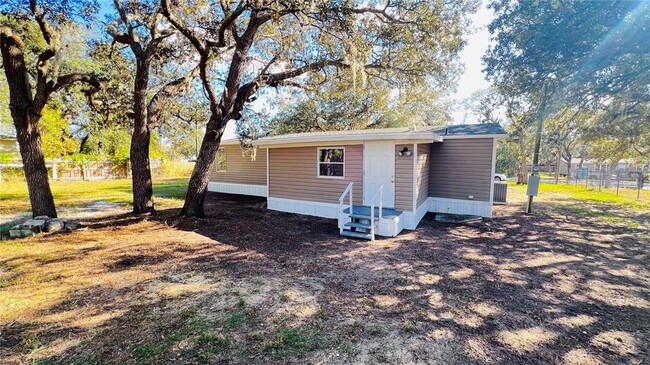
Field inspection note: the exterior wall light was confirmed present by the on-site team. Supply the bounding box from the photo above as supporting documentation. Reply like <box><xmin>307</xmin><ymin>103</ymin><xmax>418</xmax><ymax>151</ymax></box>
<box><xmin>398</xmin><ymin>146</ymin><xmax>412</xmax><ymax>157</ymax></box>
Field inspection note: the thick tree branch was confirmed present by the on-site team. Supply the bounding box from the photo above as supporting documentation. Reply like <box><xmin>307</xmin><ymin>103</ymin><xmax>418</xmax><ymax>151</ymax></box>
<box><xmin>46</xmin><ymin>72</ymin><xmax>101</xmax><ymax>97</ymax></box>
<box><xmin>108</xmin><ymin>30</ymin><xmax>133</xmax><ymax>45</ymax></box>
<box><xmin>160</xmin><ymin>0</ymin><xmax>206</xmax><ymax>54</ymax></box>
<box><xmin>220</xmin><ymin>11</ymin><xmax>269</xmax><ymax>115</ymax></box>
<box><xmin>212</xmin><ymin>2</ymin><xmax>247</xmax><ymax>47</ymax></box>
<box><xmin>29</xmin><ymin>0</ymin><xmax>55</xmax><ymax>45</ymax></box>
<box><xmin>112</xmin><ymin>0</ymin><xmax>137</xmax><ymax>45</ymax></box>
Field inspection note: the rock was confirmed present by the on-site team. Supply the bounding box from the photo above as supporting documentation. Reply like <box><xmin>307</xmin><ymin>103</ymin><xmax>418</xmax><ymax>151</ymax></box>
<box><xmin>9</xmin><ymin>226</ymin><xmax>23</xmax><ymax>238</ymax></box>
<box><xmin>9</xmin><ymin>225</ymin><xmax>35</xmax><ymax>238</ymax></box>
<box><xmin>44</xmin><ymin>219</ymin><xmax>64</xmax><ymax>233</ymax></box>
<box><xmin>34</xmin><ymin>215</ymin><xmax>49</xmax><ymax>221</ymax></box>
<box><xmin>64</xmin><ymin>220</ymin><xmax>79</xmax><ymax>231</ymax></box>
<box><xmin>22</xmin><ymin>219</ymin><xmax>46</xmax><ymax>233</ymax></box>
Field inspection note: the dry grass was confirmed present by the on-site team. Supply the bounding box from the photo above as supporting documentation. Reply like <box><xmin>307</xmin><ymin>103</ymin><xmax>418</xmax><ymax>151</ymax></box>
<box><xmin>0</xmin><ymin>183</ymin><xmax>648</xmax><ymax>364</ymax></box>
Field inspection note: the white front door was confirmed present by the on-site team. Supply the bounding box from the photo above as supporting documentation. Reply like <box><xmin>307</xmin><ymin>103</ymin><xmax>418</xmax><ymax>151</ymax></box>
<box><xmin>363</xmin><ymin>141</ymin><xmax>395</xmax><ymax>207</ymax></box>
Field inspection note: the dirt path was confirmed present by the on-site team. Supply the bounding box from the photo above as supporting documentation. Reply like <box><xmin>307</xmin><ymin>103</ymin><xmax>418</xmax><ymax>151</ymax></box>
<box><xmin>0</xmin><ymin>201</ymin><xmax>128</xmax><ymax>229</ymax></box>
<box><xmin>0</xmin><ymin>193</ymin><xmax>648</xmax><ymax>364</ymax></box>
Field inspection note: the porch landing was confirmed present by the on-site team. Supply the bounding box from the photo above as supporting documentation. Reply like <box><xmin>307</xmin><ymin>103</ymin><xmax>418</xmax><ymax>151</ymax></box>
<box><xmin>343</xmin><ymin>206</ymin><xmax>403</xmax><ymax>219</ymax></box>
<box><xmin>340</xmin><ymin>205</ymin><xmax>404</xmax><ymax>239</ymax></box>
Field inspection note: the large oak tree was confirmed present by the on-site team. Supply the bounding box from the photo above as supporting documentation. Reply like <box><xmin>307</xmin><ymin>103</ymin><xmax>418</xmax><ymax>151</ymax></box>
<box><xmin>0</xmin><ymin>0</ymin><xmax>100</xmax><ymax>218</ymax></box>
<box><xmin>107</xmin><ymin>0</ymin><xmax>198</xmax><ymax>213</ymax></box>
<box><xmin>162</xmin><ymin>0</ymin><xmax>477</xmax><ymax>217</ymax></box>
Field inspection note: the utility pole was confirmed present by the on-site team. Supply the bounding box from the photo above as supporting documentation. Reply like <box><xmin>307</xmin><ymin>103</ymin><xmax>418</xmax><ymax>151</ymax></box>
<box><xmin>526</xmin><ymin>82</ymin><xmax>548</xmax><ymax>214</ymax></box>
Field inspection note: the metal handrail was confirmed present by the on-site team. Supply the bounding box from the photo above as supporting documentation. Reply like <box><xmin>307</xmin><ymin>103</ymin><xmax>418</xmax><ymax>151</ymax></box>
<box><xmin>369</xmin><ymin>185</ymin><xmax>384</xmax><ymax>240</ymax></box>
<box><xmin>338</xmin><ymin>182</ymin><xmax>353</xmax><ymax>234</ymax></box>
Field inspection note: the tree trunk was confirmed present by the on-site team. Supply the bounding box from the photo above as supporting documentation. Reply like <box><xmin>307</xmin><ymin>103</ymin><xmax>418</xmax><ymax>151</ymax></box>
<box><xmin>1</xmin><ymin>32</ymin><xmax>57</xmax><ymax>218</ymax></box>
<box><xmin>604</xmin><ymin>160</ymin><xmax>618</xmax><ymax>189</ymax></box>
<box><xmin>181</xmin><ymin>117</ymin><xmax>227</xmax><ymax>218</ymax></box>
<box><xmin>554</xmin><ymin>152</ymin><xmax>560</xmax><ymax>184</ymax></box>
<box><xmin>565</xmin><ymin>154</ymin><xmax>572</xmax><ymax>184</ymax></box>
<box><xmin>16</xmin><ymin>114</ymin><xmax>58</xmax><ymax>218</ymax></box>
<box><xmin>517</xmin><ymin>136</ymin><xmax>528</xmax><ymax>184</ymax></box>
<box><xmin>130</xmin><ymin>63</ymin><xmax>154</xmax><ymax>214</ymax></box>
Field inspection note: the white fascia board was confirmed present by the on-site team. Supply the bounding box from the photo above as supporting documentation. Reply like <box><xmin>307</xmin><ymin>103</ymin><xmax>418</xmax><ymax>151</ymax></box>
<box><xmin>219</xmin><ymin>139</ymin><xmax>241</xmax><ymax>146</ymax></box>
<box><xmin>252</xmin><ymin>133</ymin><xmax>443</xmax><ymax>147</ymax></box>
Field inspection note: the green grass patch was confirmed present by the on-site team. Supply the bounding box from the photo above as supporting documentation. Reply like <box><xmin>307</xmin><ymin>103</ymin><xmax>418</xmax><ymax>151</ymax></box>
<box><xmin>508</xmin><ymin>182</ymin><xmax>649</xmax><ymax>210</ymax></box>
<box><xmin>132</xmin><ymin>343</ymin><xmax>169</xmax><ymax>365</ymax></box>
<box><xmin>196</xmin><ymin>332</ymin><xmax>231</xmax><ymax>362</ymax></box>
<box><xmin>0</xmin><ymin>178</ymin><xmax>187</xmax><ymax>218</ymax></box>
<box><xmin>262</xmin><ymin>327</ymin><xmax>319</xmax><ymax>358</ymax></box>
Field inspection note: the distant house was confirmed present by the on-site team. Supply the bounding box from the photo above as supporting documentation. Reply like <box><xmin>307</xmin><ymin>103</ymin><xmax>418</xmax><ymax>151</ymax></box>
<box><xmin>558</xmin><ymin>158</ymin><xmax>649</xmax><ymax>177</ymax></box>
<box><xmin>209</xmin><ymin>123</ymin><xmax>508</xmax><ymax>239</ymax></box>
<box><xmin>0</xmin><ymin>126</ymin><xmax>18</xmax><ymax>154</ymax></box>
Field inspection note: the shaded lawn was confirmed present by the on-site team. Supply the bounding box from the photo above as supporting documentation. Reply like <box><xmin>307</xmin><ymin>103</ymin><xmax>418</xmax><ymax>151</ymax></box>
<box><xmin>0</xmin><ymin>184</ymin><xmax>648</xmax><ymax>364</ymax></box>
<box><xmin>0</xmin><ymin>178</ymin><xmax>187</xmax><ymax>216</ymax></box>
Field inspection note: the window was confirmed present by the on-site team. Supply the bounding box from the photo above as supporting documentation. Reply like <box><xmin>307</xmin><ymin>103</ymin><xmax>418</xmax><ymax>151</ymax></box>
<box><xmin>216</xmin><ymin>148</ymin><xmax>226</xmax><ymax>172</ymax></box>
<box><xmin>318</xmin><ymin>147</ymin><xmax>345</xmax><ymax>178</ymax></box>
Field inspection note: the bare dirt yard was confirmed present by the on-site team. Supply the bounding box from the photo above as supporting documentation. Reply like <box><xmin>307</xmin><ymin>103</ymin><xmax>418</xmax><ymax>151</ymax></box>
<box><xmin>1</xmin><ymin>187</ymin><xmax>648</xmax><ymax>364</ymax></box>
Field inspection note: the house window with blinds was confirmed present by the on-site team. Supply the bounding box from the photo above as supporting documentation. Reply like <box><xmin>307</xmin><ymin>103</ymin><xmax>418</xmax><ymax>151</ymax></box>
<box><xmin>215</xmin><ymin>148</ymin><xmax>226</xmax><ymax>172</ymax></box>
<box><xmin>317</xmin><ymin>147</ymin><xmax>345</xmax><ymax>178</ymax></box>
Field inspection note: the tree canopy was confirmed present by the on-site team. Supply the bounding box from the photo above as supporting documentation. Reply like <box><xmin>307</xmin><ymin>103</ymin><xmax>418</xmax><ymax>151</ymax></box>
<box><xmin>485</xmin><ymin>0</ymin><xmax>650</xmax><ymax>180</ymax></box>
<box><xmin>484</xmin><ymin>0</ymin><xmax>649</xmax><ymax>106</ymax></box>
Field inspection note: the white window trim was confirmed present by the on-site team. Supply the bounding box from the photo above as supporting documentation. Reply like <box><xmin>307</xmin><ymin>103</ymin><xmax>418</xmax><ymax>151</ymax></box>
<box><xmin>316</xmin><ymin>146</ymin><xmax>345</xmax><ymax>179</ymax></box>
<box><xmin>216</xmin><ymin>147</ymin><xmax>227</xmax><ymax>172</ymax></box>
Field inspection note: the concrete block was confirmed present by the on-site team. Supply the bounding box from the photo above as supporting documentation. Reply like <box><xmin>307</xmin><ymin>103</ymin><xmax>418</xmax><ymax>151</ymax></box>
<box><xmin>64</xmin><ymin>220</ymin><xmax>79</xmax><ymax>230</ymax></box>
<box><xmin>9</xmin><ymin>226</ymin><xmax>23</xmax><ymax>238</ymax></box>
<box><xmin>9</xmin><ymin>227</ymin><xmax>35</xmax><ymax>238</ymax></box>
<box><xmin>44</xmin><ymin>219</ymin><xmax>64</xmax><ymax>233</ymax></box>
<box><xmin>22</xmin><ymin>219</ymin><xmax>45</xmax><ymax>233</ymax></box>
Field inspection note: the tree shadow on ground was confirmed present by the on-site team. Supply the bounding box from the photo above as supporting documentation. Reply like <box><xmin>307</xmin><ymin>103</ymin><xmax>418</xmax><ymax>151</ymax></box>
<box><xmin>1</xmin><ymin>192</ymin><xmax>648</xmax><ymax>364</ymax></box>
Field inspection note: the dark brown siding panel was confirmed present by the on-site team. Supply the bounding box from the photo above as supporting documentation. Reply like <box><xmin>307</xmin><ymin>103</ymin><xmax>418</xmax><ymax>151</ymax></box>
<box><xmin>416</xmin><ymin>143</ymin><xmax>431</xmax><ymax>207</ymax></box>
<box><xmin>209</xmin><ymin>145</ymin><xmax>267</xmax><ymax>185</ymax></box>
<box><xmin>394</xmin><ymin>144</ymin><xmax>414</xmax><ymax>211</ymax></box>
<box><xmin>428</xmin><ymin>138</ymin><xmax>494</xmax><ymax>202</ymax></box>
<box><xmin>269</xmin><ymin>145</ymin><xmax>363</xmax><ymax>205</ymax></box>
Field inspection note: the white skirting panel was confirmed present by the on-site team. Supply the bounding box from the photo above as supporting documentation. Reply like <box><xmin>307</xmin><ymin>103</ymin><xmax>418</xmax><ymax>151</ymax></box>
<box><xmin>207</xmin><ymin>182</ymin><xmax>268</xmax><ymax>197</ymax></box>
<box><xmin>427</xmin><ymin>197</ymin><xmax>492</xmax><ymax>218</ymax></box>
<box><xmin>268</xmin><ymin>197</ymin><xmax>340</xmax><ymax>219</ymax></box>
<box><xmin>402</xmin><ymin>200</ymin><xmax>430</xmax><ymax>230</ymax></box>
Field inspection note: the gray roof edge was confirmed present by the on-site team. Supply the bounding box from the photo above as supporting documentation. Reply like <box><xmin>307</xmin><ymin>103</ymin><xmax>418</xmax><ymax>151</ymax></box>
<box><xmin>223</xmin><ymin>123</ymin><xmax>507</xmax><ymax>147</ymax></box>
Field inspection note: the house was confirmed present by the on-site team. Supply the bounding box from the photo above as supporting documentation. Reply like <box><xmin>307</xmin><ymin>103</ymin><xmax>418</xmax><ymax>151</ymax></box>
<box><xmin>558</xmin><ymin>158</ymin><xmax>649</xmax><ymax>177</ymax></box>
<box><xmin>209</xmin><ymin>123</ymin><xmax>508</xmax><ymax>239</ymax></box>
<box><xmin>0</xmin><ymin>125</ymin><xmax>18</xmax><ymax>154</ymax></box>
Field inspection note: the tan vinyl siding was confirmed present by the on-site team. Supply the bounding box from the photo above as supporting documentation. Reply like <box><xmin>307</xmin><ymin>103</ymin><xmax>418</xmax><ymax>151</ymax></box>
<box><xmin>428</xmin><ymin>138</ymin><xmax>494</xmax><ymax>202</ymax></box>
<box><xmin>416</xmin><ymin>143</ymin><xmax>431</xmax><ymax>207</ymax></box>
<box><xmin>0</xmin><ymin>139</ymin><xmax>17</xmax><ymax>153</ymax></box>
<box><xmin>209</xmin><ymin>145</ymin><xmax>267</xmax><ymax>185</ymax></box>
<box><xmin>394</xmin><ymin>144</ymin><xmax>414</xmax><ymax>211</ymax></box>
<box><xmin>269</xmin><ymin>145</ymin><xmax>362</xmax><ymax>205</ymax></box>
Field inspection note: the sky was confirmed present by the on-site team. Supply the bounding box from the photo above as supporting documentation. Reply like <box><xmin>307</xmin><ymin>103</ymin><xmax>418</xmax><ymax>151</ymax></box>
<box><xmin>223</xmin><ymin>2</ymin><xmax>496</xmax><ymax>138</ymax></box>
<box><xmin>449</xmin><ymin>2</ymin><xmax>494</xmax><ymax>124</ymax></box>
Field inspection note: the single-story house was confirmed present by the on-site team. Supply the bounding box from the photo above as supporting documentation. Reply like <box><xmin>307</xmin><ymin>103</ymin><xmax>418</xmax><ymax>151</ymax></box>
<box><xmin>0</xmin><ymin>126</ymin><xmax>18</xmax><ymax>154</ymax></box>
<box><xmin>209</xmin><ymin>123</ymin><xmax>508</xmax><ymax>240</ymax></box>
